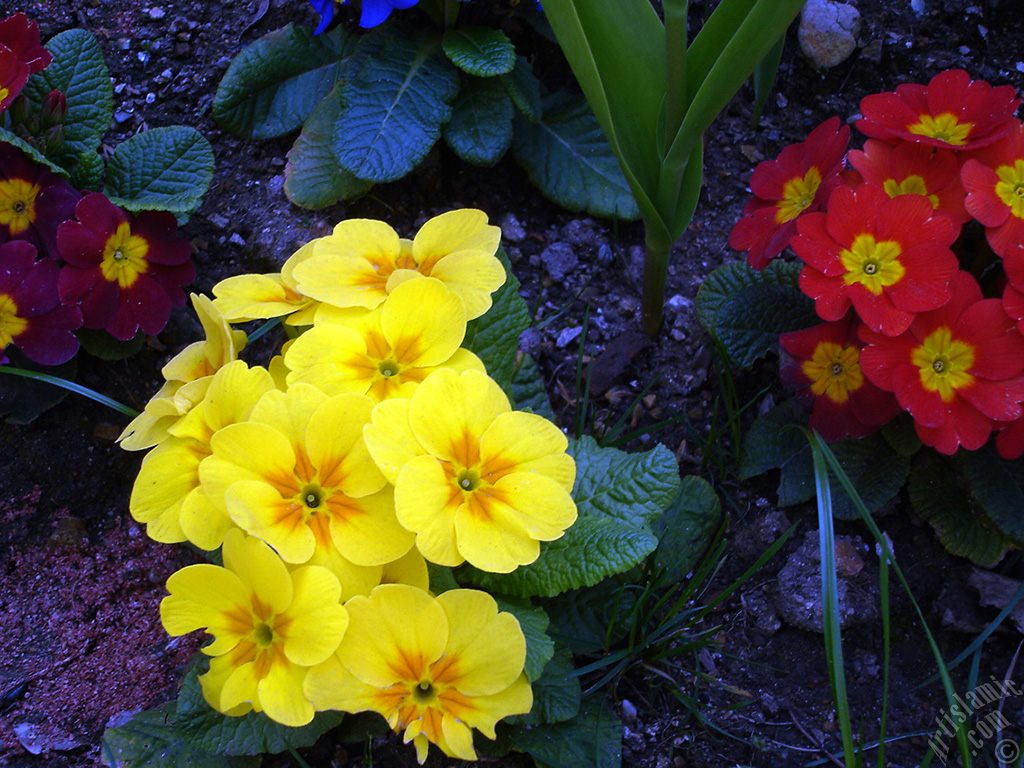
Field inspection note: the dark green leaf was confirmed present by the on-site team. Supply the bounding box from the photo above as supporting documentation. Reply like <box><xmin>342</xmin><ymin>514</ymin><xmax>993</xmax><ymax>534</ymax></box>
<box><xmin>494</xmin><ymin>597</ymin><xmax>555</xmax><ymax>681</ymax></box>
<box><xmin>961</xmin><ymin>446</ymin><xmax>1024</xmax><ymax>542</ymax></box>
<box><xmin>0</xmin><ymin>348</ymin><xmax>75</xmax><ymax>424</ymax></box>
<box><xmin>334</xmin><ymin>30</ymin><xmax>459</xmax><ymax>182</ymax></box>
<box><xmin>751</xmin><ymin>35</ymin><xmax>785</xmax><ymax>123</ymax></box>
<box><xmin>713</xmin><ymin>282</ymin><xmax>817</xmax><ymax>369</ymax></box>
<box><xmin>512</xmin><ymin>92</ymin><xmax>639</xmax><ymax>221</ymax></box>
<box><xmin>500</xmin><ymin>56</ymin><xmax>543</xmax><ymax>121</ymax></box>
<box><xmin>512</xmin><ymin>696</ymin><xmax>622</xmax><ymax>768</ymax></box>
<box><xmin>175</xmin><ymin>656</ymin><xmax>344</xmax><ymax>755</ymax></box>
<box><xmin>545</xmin><ymin>580</ymin><xmax>637</xmax><ymax>654</ymax></box>
<box><xmin>463</xmin><ymin>247</ymin><xmax>531</xmax><ymax>399</ymax></box>
<box><xmin>0</xmin><ymin>130</ymin><xmax>68</xmax><ymax>175</ymax></box>
<box><xmin>880</xmin><ymin>413</ymin><xmax>922</xmax><ymax>457</ymax></box>
<box><xmin>508</xmin><ymin>644</ymin><xmax>581</xmax><ymax>726</ymax></box>
<box><xmin>910</xmin><ymin>455</ymin><xmax>1017</xmax><ymax>567</ymax></box>
<box><xmin>443</xmin><ymin>76</ymin><xmax>514</xmax><ymax>166</ymax></box>
<box><xmin>100</xmin><ymin>703</ymin><xmax>260</xmax><ymax>768</ymax></box>
<box><xmin>511</xmin><ymin>352</ymin><xmax>556</xmax><ymax>420</ymax></box>
<box><xmin>104</xmin><ymin>127</ymin><xmax>215</xmax><ymax>217</ymax></box>
<box><xmin>652</xmin><ymin>476</ymin><xmax>721</xmax><ymax>580</ymax></box>
<box><xmin>695</xmin><ymin>259</ymin><xmax>802</xmax><ymax>338</ymax></box>
<box><xmin>69</xmin><ymin>151</ymin><xmax>105</xmax><ymax>191</ymax></box>
<box><xmin>442</xmin><ymin>27</ymin><xmax>516</xmax><ymax>77</ymax></box>
<box><xmin>285</xmin><ymin>84</ymin><xmax>373</xmax><ymax>209</ymax></box>
<box><xmin>826</xmin><ymin>435</ymin><xmax>909</xmax><ymax>520</ymax></box>
<box><xmin>76</xmin><ymin>328</ymin><xmax>145</xmax><ymax>361</ymax></box>
<box><xmin>738</xmin><ymin>399</ymin><xmax>808</xmax><ymax>480</ymax></box>
<box><xmin>212</xmin><ymin>24</ymin><xmax>350</xmax><ymax>139</ymax></box>
<box><xmin>23</xmin><ymin>29</ymin><xmax>113</xmax><ymax>160</ymax></box>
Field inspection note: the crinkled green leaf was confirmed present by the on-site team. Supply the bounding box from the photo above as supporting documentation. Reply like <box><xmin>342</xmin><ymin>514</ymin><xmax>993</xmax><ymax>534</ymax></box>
<box><xmin>512</xmin><ymin>696</ymin><xmax>622</xmax><ymax>768</ymax></box>
<box><xmin>508</xmin><ymin>644</ymin><xmax>580</xmax><ymax>726</ymax></box>
<box><xmin>961</xmin><ymin>446</ymin><xmax>1024</xmax><ymax>542</ymax></box>
<box><xmin>212</xmin><ymin>23</ymin><xmax>350</xmax><ymax>139</ymax></box>
<box><xmin>910</xmin><ymin>456</ymin><xmax>1017</xmax><ymax>567</ymax></box>
<box><xmin>463</xmin><ymin>247</ymin><xmax>531</xmax><ymax>399</ymax></box>
<box><xmin>23</xmin><ymin>29</ymin><xmax>112</xmax><ymax>160</ymax></box>
<box><xmin>713</xmin><ymin>282</ymin><xmax>817</xmax><ymax>369</ymax></box>
<box><xmin>738</xmin><ymin>399</ymin><xmax>808</xmax><ymax>480</ymax></box>
<box><xmin>101</xmin><ymin>703</ymin><xmax>260</xmax><ymax>768</ymax></box>
<box><xmin>881</xmin><ymin>413</ymin><xmax>922</xmax><ymax>457</ymax></box>
<box><xmin>334</xmin><ymin>30</ymin><xmax>459</xmax><ymax>182</ymax></box>
<box><xmin>545</xmin><ymin>580</ymin><xmax>637</xmax><ymax>654</ymax></box>
<box><xmin>494</xmin><ymin>597</ymin><xmax>554</xmax><ymax>682</ymax></box>
<box><xmin>464</xmin><ymin>437</ymin><xmax>679</xmax><ymax>597</ymax></box>
<box><xmin>442</xmin><ymin>26</ymin><xmax>516</xmax><ymax>77</ymax></box>
<box><xmin>0</xmin><ymin>130</ymin><xmax>68</xmax><ymax>175</ymax></box>
<box><xmin>652</xmin><ymin>476</ymin><xmax>721</xmax><ymax>580</ymax></box>
<box><xmin>285</xmin><ymin>84</ymin><xmax>373</xmax><ymax>209</ymax></box>
<box><xmin>443</xmin><ymin>76</ymin><xmax>514</xmax><ymax>166</ymax></box>
<box><xmin>696</xmin><ymin>259</ymin><xmax>803</xmax><ymax>338</ymax></box>
<box><xmin>104</xmin><ymin>127</ymin><xmax>215</xmax><ymax>217</ymax></box>
<box><xmin>826</xmin><ymin>434</ymin><xmax>909</xmax><ymax>520</ymax></box>
<box><xmin>512</xmin><ymin>92</ymin><xmax>639</xmax><ymax>221</ymax></box>
<box><xmin>500</xmin><ymin>55</ymin><xmax>543</xmax><ymax>121</ymax></box>
<box><xmin>511</xmin><ymin>352</ymin><xmax>555</xmax><ymax>420</ymax></box>
<box><xmin>174</xmin><ymin>655</ymin><xmax>344</xmax><ymax>756</ymax></box>
<box><xmin>69</xmin><ymin>151</ymin><xmax>105</xmax><ymax>191</ymax></box>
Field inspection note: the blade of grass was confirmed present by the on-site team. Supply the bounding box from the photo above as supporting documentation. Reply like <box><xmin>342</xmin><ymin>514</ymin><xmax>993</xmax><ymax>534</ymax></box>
<box><xmin>0</xmin><ymin>366</ymin><xmax>139</xmax><ymax>417</ymax></box>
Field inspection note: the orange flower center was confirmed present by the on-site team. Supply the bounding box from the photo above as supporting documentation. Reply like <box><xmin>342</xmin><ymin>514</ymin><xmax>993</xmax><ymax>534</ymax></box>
<box><xmin>0</xmin><ymin>293</ymin><xmax>28</xmax><ymax>347</ymax></box>
<box><xmin>774</xmin><ymin>167</ymin><xmax>822</xmax><ymax>224</ymax></box>
<box><xmin>995</xmin><ymin>159</ymin><xmax>1024</xmax><ymax>219</ymax></box>
<box><xmin>802</xmin><ymin>341</ymin><xmax>864</xmax><ymax>404</ymax></box>
<box><xmin>840</xmin><ymin>234</ymin><xmax>905</xmax><ymax>294</ymax></box>
<box><xmin>911</xmin><ymin>326</ymin><xmax>975</xmax><ymax>402</ymax></box>
<box><xmin>908</xmin><ymin>113</ymin><xmax>972</xmax><ymax>146</ymax></box>
<box><xmin>0</xmin><ymin>178</ymin><xmax>40</xmax><ymax>235</ymax></box>
<box><xmin>100</xmin><ymin>222</ymin><xmax>149</xmax><ymax>288</ymax></box>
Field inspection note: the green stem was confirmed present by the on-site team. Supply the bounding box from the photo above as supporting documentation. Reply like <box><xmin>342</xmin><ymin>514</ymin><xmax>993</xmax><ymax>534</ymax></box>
<box><xmin>663</xmin><ymin>0</ymin><xmax>689</xmax><ymax>153</ymax></box>
<box><xmin>0</xmin><ymin>366</ymin><xmax>139</xmax><ymax>417</ymax></box>
<box><xmin>640</xmin><ymin>226</ymin><xmax>673</xmax><ymax>337</ymax></box>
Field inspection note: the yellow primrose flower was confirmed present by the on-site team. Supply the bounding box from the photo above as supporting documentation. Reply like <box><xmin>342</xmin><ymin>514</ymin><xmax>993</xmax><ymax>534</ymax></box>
<box><xmin>285</xmin><ymin>278</ymin><xmax>484</xmax><ymax>403</ymax></box>
<box><xmin>211</xmin><ymin>238</ymin><xmax>321</xmax><ymax>325</ymax></box>
<box><xmin>304</xmin><ymin>584</ymin><xmax>532</xmax><ymax>763</ymax></box>
<box><xmin>161</xmin><ymin>530</ymin><xmax>349</xmax><ymax>727</ymax></box>
<box><xmin>297</xmin><ymin>542</ymin><xmax>430</xmax><ymax>604</ymax></box>
<box><xmin>119</xmin><ymin>294</ymin><xmax>247</xmax><ymax>450</ymax></box>
<box><xmin>291</xmin><ymin>209</ymin><xmax>505</xmax><ymax>320</ymax></box>
<box><xmin>129</xmin><ymin>360</ymin><xmax>276</xmax><ymax>547</ymax></box>
<box><xmin>201</xmin><ymin>383</ymin><xmax>415</xmax><ymax>566</ymax></box>
<box><xmin>364</xmin><ymin>368</ymin><xmax>577</xmax><ymax>573</ymax></box>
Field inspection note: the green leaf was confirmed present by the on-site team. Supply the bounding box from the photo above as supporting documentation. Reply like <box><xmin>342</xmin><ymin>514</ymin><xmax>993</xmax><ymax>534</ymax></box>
<box><xmin>494</xmin><ymin>597</ymin><xmax>555</xmax><ymax>682</ymax></box>
<box><xmin>714</xmin><ymin>281</ymin><xmax>817</xmax><ymax>368</ymax></box>
<box><xmin>212</xmin><ymin>23</ymin><xmax>350</xmax><ymax>139</ymax></box>
<box><xmin>511</xmin><ymin>352</ymin><xmax>556</xmax><ymax>420</ymax></box>
<box><xmin>508</xmin><ymin>644</ymin><xmax>581</xmax><ymax>726</ymax></box>
<box><xmin>880</xmin><ymin>413</ymin><xmax>922</xmax><ymax>457</ymax></box>
<box><xmin>442</xmin><ymin>27</ymin><xmax>516</xmax><ymax>77</ymax></box>
<box><xmin>500</xmin><ymin>56</ymin><xmax>543</xmax><ymax>122</ymax></box>
<box><xmin>0</xmin><ymin>347</ymin><xmax>75</xmax><ymax>424</ymax></box>
<box><xmin>512</xmin><ymin>92</ymin><xmax>639</xmax><ymax>220</ymax></box>
<box><xmin>76</xmin><ymin>328</ymin><xmax>146</xmax><ymax>360</ymax></box>
<box><xmin>0</xmin><ymin>130</ymin><xmax>68</xmax><ymax>175</ymax></box>
<box><xmin>738</xmin><ymin>399</ymin><xmax>814</xmax><ymax>506</ymax></box>
<box><xmin>751</xmin><ymin>34</ymin><xmax>785</xmax><ymax>123</ymax></box>
<box><xmin>826</xmin><ymin>434</ymin><xmax>909</xmax><ymax>520</ymax></box>
<box><xmin>175</xmin><ymin>656</ymin><xmax>344</xmax><ymax>755</ymax></box>
<box><xmin>69</xmin><ymin>151</ymin><xmax>105</xmax><ymax>191</ymax></box>
<box><xmin>652</xmin><ymin>476</ymin><xmax>721</xmax><ymax>580</ymax></box>
<box><xmin>334</xmin><ymin>30</ymin><xmax>459</xmax><ymax>183</ymax></box>
<box><xmin>101</xmin><ymin>703</ymin><xmax>260</xmax><ymax>768</ymax></box>
<box><xmin>512</xmin><ymin>696</ymin><xmax>622</xmax><ymax>768</ymax></box>
<box><xmin>443</xmin><ymin>76</ymin><xmax>514</xmax><ymax>166</ymax></box>
<box><xmin>463</xmin><ymin>248</ymin><xmax>531</xmax><ymax>399</ymax></box>
<box><xmin>695</xmin><ymin>259</ymin><xmax>803</xmax><ymax>338</ymax></box>
<box><xmin>285</xmin><ymin>84</ymin><xmax>373</xmax><ymax>209</ymax></box>
<box><xmin>23</xmin><ymin>29</ymin><xmax>112</xmax><ymax>161</ymax></box>
<box><xmin>544</xmin><ymin>580</ymin><xmax>637</xmax><ymax>654</ymax></box>
<box><xmin>104</xmin><ymin>127</ymin><xmax>215</xmax><ymax>217</ymax></box>
<box><xmin>961</xmin><ymin>446</ymin><xmax>1024</xmax><ymax>542</ymax></box>
<box><xmin>910</xmin><ymin>456</ymin><xmax>1017</xmax><ymax>567</ymax></box>
<box><xmin>464</xmin><ymin>437</ymin><xmax>680</xmax><ymax>597</ymax></box>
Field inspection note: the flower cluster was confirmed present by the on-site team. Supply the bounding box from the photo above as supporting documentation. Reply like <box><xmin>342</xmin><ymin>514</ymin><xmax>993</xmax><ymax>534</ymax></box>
<box><xmin>731</xmin><ymin>69</ymin><xmax>1024</xmax><ymax>457</ymax></box>
<box><xmin>0</xmin><ymin>141</ymin><xmax>195</xmax><ymax>365</ymax></box>
<box><xmin>0</xmin><ymin>13</ymin><xmax>50</xmax><ymax>114</ymax></box>
<box><xmin>308</xmin><ymin>0</ymin><xmax>418</xmax><ymax>33</ymax></box>
<box><xmin>128</xmin><ymin>210</ymin><xmax>577</xmax><ymax>762</ymax></box>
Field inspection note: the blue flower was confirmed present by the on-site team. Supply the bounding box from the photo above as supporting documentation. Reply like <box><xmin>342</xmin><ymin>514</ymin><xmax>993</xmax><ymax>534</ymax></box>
<box><xmin>358</xmin><ymin>0</ymin><xmax>419</xmax><ymax>28</ymax></box>
<box><xmin>308</xmin><ymin>0</ymin><xmax>342</xmax><ymax>34</ymax></box>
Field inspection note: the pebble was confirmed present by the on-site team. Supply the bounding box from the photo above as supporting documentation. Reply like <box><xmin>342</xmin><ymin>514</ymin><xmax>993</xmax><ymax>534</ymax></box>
<box><xmin>555</xmin><ymin>326</ymin><xmax>583</xmax><ymax>348</ymax></box>
<box><xmin>798</xmin><ymin>0</ymin><xmax>862</xmax><ymax>69</ymax></box>
<box><xmin>498</xmin><ymin>212</ymin><xmax>527</xmax><ymax>243</ymax></box>
<box><xmin>540</xmin><ymin>242</ymin><xmax>578</xmax><ymax>282</ymax></box>
<box><xmin>147</xmin><ymin>7</ymin><xmax>166</xmax><ymax>19</ymax></box>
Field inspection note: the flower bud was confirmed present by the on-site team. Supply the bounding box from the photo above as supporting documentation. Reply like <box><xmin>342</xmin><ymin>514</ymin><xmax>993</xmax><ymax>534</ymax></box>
<box><xmin>40</xmin><ymin>89</ymin><xmax>67</xmax><ymax>129</ymax></box>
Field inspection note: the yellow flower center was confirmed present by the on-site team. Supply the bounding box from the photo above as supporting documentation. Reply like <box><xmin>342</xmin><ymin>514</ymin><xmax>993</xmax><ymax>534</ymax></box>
<box><xmin>802</xmin><ymin>341</ymin><xmax>864</xmax><ymax>404</ymax></box>
<box><xmin>883</xmin><ymin>175</ymin><xmax>940</xmax><ymax>208</ymax></box>
<box><xmin>377</xmin><ymin>359</ymin><xmax>400</xmax><ymax>378</ymax></box>
<box><xmin>0</xmin><ymin>86</ymin><xmax>9</xmax><ymax>103</ymax></box>
<box><xmin>995</xmin><ymin>159</ymin><xmax>1024</xmax><ymax>219</ymax></box>
<box><xmin>0</xmin><ymin>293</ymin><xmax>29</xmax><ymax>347</ymax></box>
<box><xmin>301</xmin><ymin>483</ymin><xmax>323</xmax><ymax>512</ymax></box>
<box><xmin>840</xmin><ymin>234</ymin><xmax>905</xmax><ymax>294</ymax></box>
<box><xmin>100</xmin><ymin>222</ymin><xmax>149</xmax><ymax>289</ymax></box>
<box><xmin>908</xmin><ymin>113</ymin><xmax>972</xmax><ymax>146</ymax></box>
<box><xmin>911</xmin><ymin>326</ymin><xmax>975</xmax><ymax>402</ymax></box>
<box><xmin>0</xmin><ymin>178</ymin><xmax>40</xmax><ymax>235</ymax></box>
<box><xmin>774</xmin><ymin>166</ymin><xmax>823</xmax><ymax>224</ymax></box>
<box><xmin>253</xmin><ymin>622</ymin><xmax>274</xmax><ymax>647</ymax></box>
<box><xmin>456</xmin><ymin>468</ymin><xmax>481</xmax><ymax>492</ymax></box>
<box><xmin>413</xmin><ymin>681</ymin><xmax>436</xmax><ymax>703</ymax></box>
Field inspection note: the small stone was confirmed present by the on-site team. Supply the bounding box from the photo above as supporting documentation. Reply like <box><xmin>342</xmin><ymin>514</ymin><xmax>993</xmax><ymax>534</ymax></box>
<box><xmin>498</xmin><ymin>212</ymin><xmax>527</xmax><ymax>243</ymax></box>
<box><xmin>147</xmin><ymin>6</ymin><xmax>166</xmax><ymax>19</ymax></box>
<box><xmin>556</xmin><ymin>326</ymin><xmax>583</xmax><ymax>348</ymax></box>
<box><xmin>229</xmin><ymin>233</ymin><xmax>246</xmax><ymax>247</ymax></box>
<box><xmin>113</xmin><ymin>108</ymin><xmax>134</xmax><ymax>124</ymax></box>
<box><xmin>145</xmin><ymin>92</ymin><xmax>156</xmax><ymax>104</ymax></box>
<box><xmin>798</xmin><ymin>0</ymin><xmax>862</xmax><ymax>69</ymax></box>
<box><xmin>137</xmin><ymin>50</ymin><xmax>150</xmax><ymax>64</ymax></box>
<box><xmin>666</xmin><ymin>294</ymin><xmax>691</xmax><ymax>312</ymax></box>
<box><xmin>540</xmin><ymin>242</ymin><xmax>578</xmax><ymax>282</ymax></box>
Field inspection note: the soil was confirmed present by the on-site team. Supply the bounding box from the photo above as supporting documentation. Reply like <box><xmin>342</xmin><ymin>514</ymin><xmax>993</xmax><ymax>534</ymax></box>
<box><xmin>2</xmin><ymin>1</ymin><xmax>1024</xmax><ymax>767</ymax></box>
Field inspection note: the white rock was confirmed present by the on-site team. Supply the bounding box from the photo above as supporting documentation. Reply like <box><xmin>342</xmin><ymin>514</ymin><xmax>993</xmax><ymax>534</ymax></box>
<box><xmin>798</xmin><ymin>0</ymin><xmax>862</xmax><ymax>69</ymax></box>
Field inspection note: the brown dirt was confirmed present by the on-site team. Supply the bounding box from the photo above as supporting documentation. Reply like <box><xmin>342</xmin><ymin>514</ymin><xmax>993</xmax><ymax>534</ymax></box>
<box><xmin>2</xmin><ymin>1</ymin><xmax>1023</xmax><ymax>767</ymax></box>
